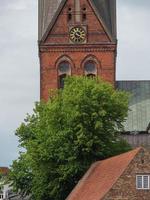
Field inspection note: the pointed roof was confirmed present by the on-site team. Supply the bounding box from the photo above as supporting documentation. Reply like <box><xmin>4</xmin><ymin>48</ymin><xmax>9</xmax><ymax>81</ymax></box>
<box><xmin>38</xmin><ymin>0</ymin><xmax>117</xmax><ymax>42</ymax></box>
<box><xmin>92</xmin><ymin>0</ymin><xmax>116</xmax><ymax>41</ymax></box>
<box><xmin>66</xmin><ymin>148</ymin><xmax>142</xmax><ymax>200</ymax></box>
<box><xmin>38</xmin><ymin>0</ymin><xmax>62</xmax><ymax>41</ymax></box>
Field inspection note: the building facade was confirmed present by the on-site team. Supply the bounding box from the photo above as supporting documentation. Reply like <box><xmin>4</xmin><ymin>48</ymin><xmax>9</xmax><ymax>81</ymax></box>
<box><xmin>38</xmin><ymin>0</ymin><xmax>117</xmax><ymax>101</ymax></box>
<box><xmin>38</xmin><ymin>1</ymin><xmax>150</xmax><ymax>147</ymax></box>
<box><xmin>67</xmin><ymin>148</ymin><xmax>150</xmax><ymax>200</ymax></box>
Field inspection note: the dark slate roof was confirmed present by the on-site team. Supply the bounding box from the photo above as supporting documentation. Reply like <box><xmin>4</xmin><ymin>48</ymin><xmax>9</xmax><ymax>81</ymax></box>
<box><xmin>92</xmin><ymin>0</ymin><xmax>116</xmax><ymax>41</ymax></box>
<box><xmin>117</xmin><ymin>81</ymin><xmax>150</xmax><ymax>132</ymax></box>
<box><xmin>38</xmin><ymin>0</ymin><xmax>62</xmax><ymax>41</ymax></box>
<box><xmin>38</xmin><ymin>0</ymin><xmax>117</xmax><ymax>42</ymax></box>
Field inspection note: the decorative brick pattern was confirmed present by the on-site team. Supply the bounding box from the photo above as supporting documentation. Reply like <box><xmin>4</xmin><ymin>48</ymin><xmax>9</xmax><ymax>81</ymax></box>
<box><xmin>39</xmin><ymin>0</ymin><xmax>117</xmax><ymax>101</ymax></box>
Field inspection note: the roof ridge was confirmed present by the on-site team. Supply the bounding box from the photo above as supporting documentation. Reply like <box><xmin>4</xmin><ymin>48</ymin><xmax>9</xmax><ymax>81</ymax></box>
<box><xmin>99</xmin><ymin>147</ymin><xmax>142</xmax><ymax>164</ymax></box>
<box><xmin>41</xmin><ymin>0</ymin><xmax>66</xmax><ymax>42</ymax></box>
<box><xmin>67</xmin><ymin>147</ymin><xmax>143</xmax><ymax>200</ymax></box>
<box><xmin>101</xmin><ymin>147</ymin><xmax>142</xmax><ymax>199</ymax></box>
<box><xmin>66</xmin><ymin>162</ymin><xmax>100</xmax><ymax>200</ymax></box>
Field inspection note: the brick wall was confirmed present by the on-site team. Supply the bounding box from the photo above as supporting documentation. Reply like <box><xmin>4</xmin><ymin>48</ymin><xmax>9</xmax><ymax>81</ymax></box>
<box><xmin>103</xmin><ymin>149</ymin><xmax>150</xmax><ymax>200</ymax></box>
<box><xmin>39</xmin><ymin>0</ymin><xmax>117</xmax><ymax>101</ymax></box>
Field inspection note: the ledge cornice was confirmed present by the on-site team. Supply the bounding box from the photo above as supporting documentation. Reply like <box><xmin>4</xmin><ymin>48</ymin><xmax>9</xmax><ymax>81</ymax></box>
<box><xmin>39</xmin><ymin>44</ymin><xmax>116</xmax><ymax>53</ymax></box>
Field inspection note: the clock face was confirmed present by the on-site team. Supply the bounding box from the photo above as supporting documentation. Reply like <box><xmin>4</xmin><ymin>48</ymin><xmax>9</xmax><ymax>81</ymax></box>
<box><xmin>69</xmin><ymin>27</ymin><xmax>86</xmax><ymax>43</ymax></box>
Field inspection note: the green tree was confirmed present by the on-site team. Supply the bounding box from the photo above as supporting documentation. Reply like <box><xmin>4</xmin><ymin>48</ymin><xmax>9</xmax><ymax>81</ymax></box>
<box><xmin>9</xmin><ymin>153</ymin><xmax>33</xmax><ymax>198</ymax></box>
<box><xmin>9</xmin><ymin>77</ymin><xmax>131</xmax><ymax>200</ymax></box>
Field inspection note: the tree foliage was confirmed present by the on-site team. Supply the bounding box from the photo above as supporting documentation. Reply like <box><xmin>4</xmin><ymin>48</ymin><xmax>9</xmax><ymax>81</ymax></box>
<box><xmin>9</xmin><ymin>77</ymin><xmax>131</xmax><ymax>200</ymax></box>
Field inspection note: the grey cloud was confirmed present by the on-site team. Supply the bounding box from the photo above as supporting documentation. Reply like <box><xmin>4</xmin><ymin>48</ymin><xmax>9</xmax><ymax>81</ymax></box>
<box><xmin>0</xmin><ymin>0</ymin><xmax>38</xmax><ymax>166</ymax></box>
<box><xmin>117</xmin><ymin>1</ymin><xmax>150</xmax><ymax>80</ymax></box>
<box><xmin>0</xmin><ymin>0</ymin><xmax>37</xmax><ymax>11</ymax></box>
<box><xmin>118</xmin><ymin>0</ymin><xmax>150</xmax><ymax>8</ymax></box>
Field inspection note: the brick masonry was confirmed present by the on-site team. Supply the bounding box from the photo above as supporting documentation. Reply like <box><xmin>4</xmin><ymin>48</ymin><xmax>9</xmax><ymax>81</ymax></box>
<box><xmin>39</xmin><ymin>0</ymin><xmax>117</xmax><ymax>101</ymax></box>
<box><xmin>103</xmin><ymin>148</ymin><xmax>150</xmax><ymax>200</ymax></box>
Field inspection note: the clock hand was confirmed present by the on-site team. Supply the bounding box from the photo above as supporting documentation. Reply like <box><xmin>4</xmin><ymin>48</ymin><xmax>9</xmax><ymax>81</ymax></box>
<box><xmin>75</xmin><ymin>32</ymin><xmax>81</xmax><ymax>38</ymax></box>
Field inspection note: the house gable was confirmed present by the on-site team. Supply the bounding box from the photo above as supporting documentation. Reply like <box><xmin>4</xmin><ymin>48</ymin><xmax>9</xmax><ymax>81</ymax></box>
<box><xmin>67</xmin><ymin>148</ymin><xmax>141</xmax><ymax>200</ymax></box>
<box><xmin>103</xmin><ymin>148</ymin><xmax>150</xmax><ymax>200</ymax></box>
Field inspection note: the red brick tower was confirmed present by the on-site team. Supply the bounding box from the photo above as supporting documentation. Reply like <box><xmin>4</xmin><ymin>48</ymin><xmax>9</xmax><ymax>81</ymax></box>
<box><xmin>38</xmin><ymin>0</ymin><xmax>117</xmax><ymax>101</ymax></box>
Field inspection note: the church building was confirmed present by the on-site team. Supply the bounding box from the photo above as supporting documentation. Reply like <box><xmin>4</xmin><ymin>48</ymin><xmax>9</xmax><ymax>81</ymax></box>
<box><xmin>38</xmin><ymin>0</ymin><xmax>117</xmax><ymax>101</ymax></box>
<box><xmin>38</xmin><ymin>0</ymin><xmax>150</xmax><ymax>147</ymax></box>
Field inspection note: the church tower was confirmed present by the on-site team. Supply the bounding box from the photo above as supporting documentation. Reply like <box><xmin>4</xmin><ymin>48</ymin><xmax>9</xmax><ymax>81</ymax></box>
<box><xmin>38</xmin><ymin>0</ymin><xmax>117</xmax><ymax>101</ymax></box>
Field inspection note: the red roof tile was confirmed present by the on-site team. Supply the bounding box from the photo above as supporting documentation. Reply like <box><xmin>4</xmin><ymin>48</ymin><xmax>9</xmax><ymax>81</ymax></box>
<box><xmin>67</xmin><ymin>148</ymin><xmax>142</xmax><ymax>200</ymax></box>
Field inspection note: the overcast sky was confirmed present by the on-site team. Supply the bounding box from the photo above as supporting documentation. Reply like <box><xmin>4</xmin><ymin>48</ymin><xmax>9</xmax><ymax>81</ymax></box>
<box><xmin>0</xmin><ymin>0</ymin><xmax>150</xmax><ymax>166</ymax></box>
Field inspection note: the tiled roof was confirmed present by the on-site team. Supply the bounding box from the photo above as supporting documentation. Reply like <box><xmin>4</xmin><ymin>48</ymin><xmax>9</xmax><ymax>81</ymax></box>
<box><xmin>38</xmin><ymin>0</ymin><xmax>116</xmax><ymax>41</ymax></box>
<box><xmin>0</xmin><ymin>167</ymin><xmax>9</xmax><ymax>176</ymax></box>
<box><xmin>117</xmin><ymin>81</ymin><xmax>150</xmax><ymax>132</ymax></box>
<box><xmin>67</xmin><ymin>148</ymin><xmax>141</xmax><ymax>200</ymax></box>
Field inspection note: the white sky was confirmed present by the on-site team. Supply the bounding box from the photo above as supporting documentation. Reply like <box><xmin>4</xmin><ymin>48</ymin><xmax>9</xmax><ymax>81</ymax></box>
<box><xmin>0</xmin><ymin>0</ymin><xmax>150</xmax><ymax>166</ymax></box>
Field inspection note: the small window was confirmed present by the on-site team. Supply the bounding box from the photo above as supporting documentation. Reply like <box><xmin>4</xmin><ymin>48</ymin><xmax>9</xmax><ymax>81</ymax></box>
<box><xmin>136</xmin><ymin>175</ymin><xmax>150</xmax><ymax>189</ymax></box>
<box><xmin>58</xmin><ymin>61</ymin><xmax>71</xmax><ymax>89</ymax></box>
<box><xmin>82</xmin><ymin>13</ymin><xmax>86</xmax><ymax>21</ymax></box>
<box><xmin>67</xmin><ymin>7</ymin><xmax>72</xmax><ymax>22</ymax></box>
<box><xmin>82</xmin><ymin>7</ymin><xmax>87</xmax><ymax>22</ymax></box>
<box><xmin>68</xmin><ymin>13</ymin><xmax>72</xmax><ymax>21</ymax></box>
<box><xmin>84</xmin><ymin>61</ymin><xmax>97</xmax><ymax>76</ymax></box>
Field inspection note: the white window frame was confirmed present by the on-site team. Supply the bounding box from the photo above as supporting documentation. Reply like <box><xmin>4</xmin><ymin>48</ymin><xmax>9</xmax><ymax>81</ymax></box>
<box><xmin>136</xmin><ymin>175</ymin><xmax>150</xmax><ymax>190</ymax></box>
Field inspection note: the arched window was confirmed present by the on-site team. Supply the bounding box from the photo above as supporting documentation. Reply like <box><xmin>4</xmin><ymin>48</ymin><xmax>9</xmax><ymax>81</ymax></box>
<box><xmin>84</xmin><ymin>61</ymin><xmax>97</xmax><ymax>77</ymax></box>
<box><xmin>58</xmin><ymin>61</ymin><xmax>71</xmax><ymax>89</ymax></box>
